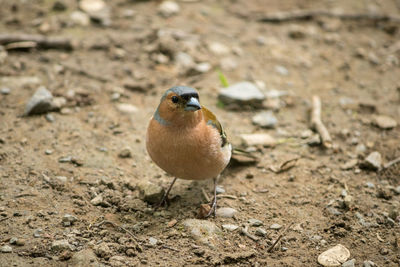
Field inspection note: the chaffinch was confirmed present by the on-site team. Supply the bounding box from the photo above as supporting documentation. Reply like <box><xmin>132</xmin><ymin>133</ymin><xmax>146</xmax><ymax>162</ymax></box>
<box><xmin>146</xmin><ymin>86</ymin><xmax>232</xmax><ymax>217</ymax></box>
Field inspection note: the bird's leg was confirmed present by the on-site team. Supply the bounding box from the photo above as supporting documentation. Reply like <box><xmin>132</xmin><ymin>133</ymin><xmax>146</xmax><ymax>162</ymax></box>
<box><xmin>154</xmin><ymin>177</ymin><xmax>177</xmax><ymax>210</ymax></box>
<box><xmin>206</xmin><ymin>177</ymin><xmax>217</xmax><ymax>218</ymax></box>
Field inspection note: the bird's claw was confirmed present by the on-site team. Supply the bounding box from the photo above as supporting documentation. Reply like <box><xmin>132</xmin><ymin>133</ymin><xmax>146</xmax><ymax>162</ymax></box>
<box><xmin>205</xmin><ymin>197</ymin><xmax>217</xmax><ymax>218</ymax></box>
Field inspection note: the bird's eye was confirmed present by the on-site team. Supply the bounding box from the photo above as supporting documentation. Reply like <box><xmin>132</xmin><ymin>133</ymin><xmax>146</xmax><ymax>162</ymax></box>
<box><xmin>171</xmin><ymin>96</ymin><xmax>179</xmax><ymax>103</ymax></box>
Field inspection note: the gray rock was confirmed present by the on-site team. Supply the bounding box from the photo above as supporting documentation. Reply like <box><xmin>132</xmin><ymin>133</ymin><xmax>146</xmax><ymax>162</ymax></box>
<box><xmin>340</xmin><ymin>159</ymin><xmax>358</xmax><ymax>170</ymax></box>
<box><xmin>372</xmin><ymin>115</ymin><xmax>397</xmax><ymax>129</ymax></box>
<box><xmin>174</xmin><ymin>52</ymin><xmax>195</xmax><ymax>73</ymax></box>
<box><xmin>59</xmin><ymin>156</ymin><xmax>72</xmax><ymax>163</ymax></box>
<box><xmin>94</xmin><ymin>242</ymin><xmax>112</xmax><ymax>258</ymax></box>
<box><xmin>193</xmin><ymin>62</ymin><xmax>211</xmax><ymax>73</ymax></box>
<box><xmin>149</xmin><ymin>237</ymin><xmax>158</xmax><ymax>246</ymax></box>
<box><xmin>361</xmin><ymin>151</ymin><xmax>382</xmax><ymax>171</ymax></box>
<box><xmin>275</xmin><ymin>65</ymin><xmax>289</xmax><ymax>76</ymax></box>
<box><xmin>50</xmin><ymin>97</ymin><xmax>67</xmax><ymax>110</ymax></box>
<box><xmin>62</xmin><ymin>214</ymin><xmax>78</xmax><ymax>226</ymax></box>
<box><xmin>307</xmin><ymin>134</ymin><xmax>321</xmax><ymax>146</ymax></box>
<box><xmin>51</xmin><ymin>239</ymin><xmax>72</xmax><ymax>252</ymax></box>
<box><xmin>1</xmin><ymin>87</ymin><xmax>10</xmax><ymax>95</ymax></box>
<box><xmin>137</xmin><ymin>181</ymin><xmax>165</xmax><ymax>204</ymax></box>
<box><xmin>255</xmin><ymin>228</ymin><xmax>267</xmax><ymax>237</ymax></box>
<box><xmin>342</xmin><ymin>259</ymin><xmax>355</xmax><ymax>267</ymax></box>
<box><xmin>395</xmin><ymin>186</ymin><xmax>400</xmax><ymax>194</ymax></box>
<box><xmin>116</xmin><ymin>103</ymin><xmax>138</xmax><ymax>114</ymax></box>
<box><xmin>365</xmin><ymin>182</ymin><xmax>375</xmax><ymax>188</ymax></box>
<box><xmin>215</xmin><ymin>185</ymin><xmax>225</xmax><ymax>194</ymax></box>
<box><xmin>270</xmin><ymin>223</ymin><xmax>282</xmax><ymax>230</ymax></box>
<box><xmin>248</xmin><ymin>218</ymin><xmax>263</xmax><ymax>227</ymax></box>
<box><xmin>182</xmin><ymin>219</ymin><xmax>221</xmax><ymax>246</ymax></box>
<box><xmin>45</xmin><ymin>114</ymin><xmax>55</xmax><ymax>122</ymax></box>
<box><xmin>300</xmin><ymin>129</ymin><xmax>313</xmax><ymax>139</ymax></box>
<box><xmin>79</xmin><ymin>0</ymin><xmax>111</xmax><ymax>26</ymax></box>
<box><xmin>90</xmin><ymin>194</ymin><xmax>104</xmax><ymax>206</ymax></box>
<box><xmin>0</xmin><ymin>245</ymin><xmax>12</xmax><ymax>253</ymax></box>
<box><xmin>218</xmin><ymin>82</ymin><xmax>265</xmax><ymax>108</ymax></box>
<box><xmin>33</xmin><ymin>228</ymin><xmax>43</xmax><ymax>238</ymax></box>
<box><xmin>158</xmin><ymin>1</ymin><xmax>180</xmax><ymax>17</ymax></box>
<box><xmin>24</xmin><ymin>86</ymin><xmax>53</xmax><ymax>115</ymax></box>
<box><xmin>208</xmin><ymin>42</ymin><xmax>230</xmax><ymax>55</ymax></box>
<box><xmin>216</xmin><ymin>207</ymin><xmax>237</xmax><ymax>218</ymax></box>
<box><xmin>252</xmin><ymin>111</ymin><xmax>278</xmax><ymax>128</ymax></box>
<box><xmin>69</xmin><ymin>249</ymin><xmax>100</xmax><ymax>267</ymax></box>
<box><xmin>355</xmin><ymin>144</ymin><xmax>366</xmax><ymax>155</ymax></box>
<box><xmin>363</xmin><ymin>260</ymin><xmax>376</xmax><ymax>267</ymax></box>
<box><xmin>327</xmin><ymin>207</ymin><xmax>342</xmax><ymax>216</ymax></box>
<box><xmin>222</xmin><ymin>224</ymin><xmax>239</xmax><ymax>231</ymax></box>
<box><xmin>118</xmin><ymin>147</ymin><xmax>132</xmax><ymax>158</ymax></box>
<box><xmin>318</xmin><ymin>244</ymin><xmax>350</xmax><ymax>266</ymax></box>
<box><xmin>70</xmin><ymin>11</ymin><xmax>90</xmax><ymax>26</ymax></box>
<box><xmin>240</xmin><ymin>133</ymin><xmax>277</xmax><ymax>147</ymax></box>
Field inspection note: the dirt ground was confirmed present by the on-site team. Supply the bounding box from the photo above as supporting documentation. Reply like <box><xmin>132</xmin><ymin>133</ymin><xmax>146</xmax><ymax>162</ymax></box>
<box><xmin>1</xmin><ymin>0</ymin><xmax>400</xmax><ymax>266</ymax></box>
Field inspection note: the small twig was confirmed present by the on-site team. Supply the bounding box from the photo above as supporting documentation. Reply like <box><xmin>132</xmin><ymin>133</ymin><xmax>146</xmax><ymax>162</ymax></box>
<box><xmin>0</xmin><ymin>217</ymin><xmax>9</xmax><ymax>222</ymax></box>
<box><xmin>240</xmin><ymin>225</ymin><xmax>259</xmax><ymax>242</ymax></box>
<box><xmin>201</xmin><ymin>188</ymin><xmax>210</xmax><ymax>202</ymax></box>
<box><xmin>310</xmin><ymin>96</ymin><xmax>332</xmax><ymax>148</ymax></box>
<box><xmin>5</xmin><ymin>41</ymin><xmax>37</xmax><ymax>50</ymax></box>
<box><xmin>256</xmin><ymin>10</ymin><xmax>400</xmax><ymax>23</ymax></box>
<box><xmin>217</xmin><ymin>194</ymin><xmax>237</xmax><ymax>200</ymax></box>
<box><xmin>383</xmin><ymin>157</ymin><xmax>400</xmax><ymax>169</ymax></box>
<box><xmin>61</xmin><ymin>63</ymin><xmax>111</xmax><ymax>83</ymax></box>
<box><xmin>267</xmin><ymin>222</ymin><xmax>293</xmax><ymax>253</ymax></box>
<box><xmin>376</xmin><ymin>232</ymin><xmax>385</xmax><ymax>242</ymax></box>
<box><xmin>0</xmin><ymin>34</ymin><xmax>73</xmax><ymax>50</ymax></box>
<box><xmin>15</xmin><ymin>193</ymin><xmax>37</xmax><ymax>198</ymax></box>
<box><xmin>161</xmin><ymin>245</ymin><xmax>179</xmax><ymax>252</ymax></box>
<box><xmin>95</xmin><ymin>220</ymin><xmax>137</xmax><ymax>241</ymax></box>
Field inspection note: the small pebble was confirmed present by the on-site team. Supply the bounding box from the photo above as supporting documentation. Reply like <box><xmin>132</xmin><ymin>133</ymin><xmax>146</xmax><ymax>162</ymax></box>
<box><xmin>1</xmin><ymin>87</ymin><xmax>10</xmax><ymax>95</ymax></box>
<box><xmin>252</xmin><ymin>111</ymin><xmax>278</xmax><ymax>128</ymax></box>
<box><xmin>222</xmin><ymin>224</ymin><xmax>239</xmax><ymax>231</ymax></box>
<box><xmin>149</xmin><ymin>237</ymin><xmax>158</xmax><ymax>246</ymax></box>
<box><xmin>215</xmin><ymin>185</ymin><xmax>225</xmax><ymax>194</ymax></box>
<box><xmin>158</xmin><ymin>1</ymin><xmax>180</xmax><ymax>17</ymax></box>
<box><xmin>255</xmin><ymin>228</ymin><xmax>267</xmax><ymax>237</ymax></box>
<box><xmin>248</xmin><ymin>218</ymin><xmax>263</xmax><ymax>227</ymax></box>
<box><xmin>318</xmin><ymin>244</ymin><xmax>350</xmax><ymax>266</ymax></box>
<box><xmin>270</xmin><ymin>223</ymin><xmax>282</xmax><ymax>230</ymax></box>
<box><xmin>395</xmin><ymin>186</ymin><xmax>400</xmax><ymax>195</ymax></box>
<box><xmin>62</xmin><ymin>214</ymin><xmax>78</xmax><ymax>227</ymax></box>
<box><xmin>216</xmin><ymin>207</ymin><xmax>237</xmax><ymax>218</ymax></box>
<box><xmin>0</xmin><ymin>245</ymin><xmax>12</xmax><ymax>253</ymax></box>
<box><xmin>118</xmin><ymin>147</ymin><xmax>132</xmax><ymax>158</ymax></box>
<box><xmin>342</xmin><ymin>259</ymin><xmax>355</xmax><ymax>267</ymax></box>
<box><xmin>363</xmin><ymin>260</ymin><xmax>376</xmax><ymax>267</ymax></box>
<box><xmin>45</xmin><ymin>149</ymin><xmax>53</xmax><ymax>155</ymax></box>
<box><xmin>275</xmin><ymin>65</ymin><xmax>289</xmax><ymax>76</ymax></box>
<box><xmin>361</xmin><ymin>151</ymin><xmax>382</xmax><ymax>171</ymax></box>
<box><xmin>365</xmin><ymin>182</ymin><xmax>375</xmax><ymax>188</ymax></box>
<box><xmin>33</xmin><ymin>228</ymin><xmax>43</xmax><ymax>238</ymax></box>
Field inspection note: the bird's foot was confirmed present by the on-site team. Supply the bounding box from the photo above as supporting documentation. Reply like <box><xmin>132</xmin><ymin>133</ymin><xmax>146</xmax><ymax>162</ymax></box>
<box><xmin>153</xmin><ymin>195</ymin><xmax>170</xmax><ymax>211</ymax></box>
<box><xmin>205</xmin><ymin>196</ymin><xmax>217</xmax><ymax>218</ymax></box>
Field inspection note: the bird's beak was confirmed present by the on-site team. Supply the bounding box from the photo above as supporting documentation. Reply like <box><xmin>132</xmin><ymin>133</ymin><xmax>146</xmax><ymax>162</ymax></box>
<box><xmin>184</xmin><ymin>97</ymin><xmax>201</xmax><ymax>111</ymax></box>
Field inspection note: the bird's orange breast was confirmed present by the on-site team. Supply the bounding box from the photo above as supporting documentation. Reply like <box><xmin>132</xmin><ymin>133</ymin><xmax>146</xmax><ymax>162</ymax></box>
<box><xmin>146</xmin><ymin>117</ymin><xmax>231</xmax><ymax>180</ymax></box>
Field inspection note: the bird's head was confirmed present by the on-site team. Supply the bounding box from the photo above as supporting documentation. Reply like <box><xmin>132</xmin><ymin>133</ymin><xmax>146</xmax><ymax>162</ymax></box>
<box><xmin>155</xmin><ymin>86</ymin><xmax>202</xmax><ymax>126</ymax></box>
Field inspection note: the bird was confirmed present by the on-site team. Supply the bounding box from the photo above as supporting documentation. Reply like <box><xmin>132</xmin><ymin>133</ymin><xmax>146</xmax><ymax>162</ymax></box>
<box><xmin>146</xmin><ymin>86</ymin><xmax>232</xmax><ymax>217</ymax></box>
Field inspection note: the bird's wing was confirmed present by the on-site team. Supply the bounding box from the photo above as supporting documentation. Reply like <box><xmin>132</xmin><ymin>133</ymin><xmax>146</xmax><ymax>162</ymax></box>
<box><xmin>202</xmin><ymin>106</ymin><xmax>228</xmax><ymax>147</ymax></box>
